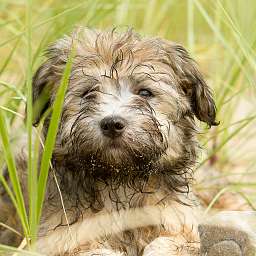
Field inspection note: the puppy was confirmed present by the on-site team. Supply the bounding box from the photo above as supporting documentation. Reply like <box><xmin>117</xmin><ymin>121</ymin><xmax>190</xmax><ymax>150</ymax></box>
<box><xmin>1</xmin><ymin>27</ymin><xmax>218</xmax><ymax>256</ymax></box>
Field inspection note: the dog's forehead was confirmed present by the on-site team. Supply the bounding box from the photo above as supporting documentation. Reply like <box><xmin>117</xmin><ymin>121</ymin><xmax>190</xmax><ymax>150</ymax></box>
<box><xmin>69</xmin><ymin>30</ymin><xmax>173</xmax><ymax>73</ymax></box>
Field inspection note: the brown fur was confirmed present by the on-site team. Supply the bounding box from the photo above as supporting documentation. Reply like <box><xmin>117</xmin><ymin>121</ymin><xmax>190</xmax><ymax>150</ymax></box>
<box><xmin>0</xmin><ymin>27</ymin><xmax>218</xmax><ymax>255</ymax></box>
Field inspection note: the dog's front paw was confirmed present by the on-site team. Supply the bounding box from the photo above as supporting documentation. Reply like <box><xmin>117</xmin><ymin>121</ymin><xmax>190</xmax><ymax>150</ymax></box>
<box><xmin>78</xmin><ymin>248</ymin><xmax>124</xmax><ymax>256</ymax></box>
<box><xmin>143</xmin><ymin>236</ymin><xmax>199</xmax><ymax>256</ymax></box>
<box><xmin>199</xmin><ymin>211</ymin><xmax>256</xmax><ymax>256</ymax></box>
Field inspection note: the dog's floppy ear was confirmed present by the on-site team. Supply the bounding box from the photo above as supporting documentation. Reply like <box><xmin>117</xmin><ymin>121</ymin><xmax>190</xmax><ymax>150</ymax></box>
<box><xmin>32</xmin><ymin>36</ymin><xmax>72</xmax><ymax>126</ymax></box>
<box><xmin>32</xmin><ymin>59</ymin><xmax>54</xmax><ymax>126</ymax></box>
<box><xmin>162</xmin><ymin>41</ymin><xmax>218</xmax><ymax>127</ymax></box>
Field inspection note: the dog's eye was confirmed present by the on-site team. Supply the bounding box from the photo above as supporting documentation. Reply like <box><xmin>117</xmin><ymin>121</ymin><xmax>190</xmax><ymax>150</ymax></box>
<box><xmin>138</xmin><ymin>89</ymin><xmax>153</xmax><ymax>98</ymax></box>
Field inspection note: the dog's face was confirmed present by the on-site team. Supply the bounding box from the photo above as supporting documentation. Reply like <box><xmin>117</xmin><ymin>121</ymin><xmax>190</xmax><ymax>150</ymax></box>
<box><xmin>32</xmin><ymin>28</ymin><xmax>217</xmax><ymax>171</ymax></box>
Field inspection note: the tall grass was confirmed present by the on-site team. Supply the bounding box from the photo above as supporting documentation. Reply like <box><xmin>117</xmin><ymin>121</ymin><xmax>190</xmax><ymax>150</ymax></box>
<box><xmin>0</xmin><ymin>0</ymin><xmax>255</xmax><ymax>253</ymax></box>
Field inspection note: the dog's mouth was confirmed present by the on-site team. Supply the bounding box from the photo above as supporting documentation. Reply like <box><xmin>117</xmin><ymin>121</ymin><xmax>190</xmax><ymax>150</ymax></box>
<box><xmin>100</xmin><ymin>141</ymin><xmax>165</xmax><ymax>168</ymax></box>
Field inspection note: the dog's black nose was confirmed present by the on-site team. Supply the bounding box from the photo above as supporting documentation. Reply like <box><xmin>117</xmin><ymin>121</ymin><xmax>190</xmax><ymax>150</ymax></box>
<box><xmin>100</xmin><ymin>116</ymin><xmax>126</xmax><ymax>138</ymax></box>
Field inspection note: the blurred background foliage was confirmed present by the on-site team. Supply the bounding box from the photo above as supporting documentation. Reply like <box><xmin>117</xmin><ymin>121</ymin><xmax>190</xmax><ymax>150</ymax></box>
<box><xmin>0</xmin><ymin>0</ymin><xmax>256</xmax><ymax>249</ymax></box>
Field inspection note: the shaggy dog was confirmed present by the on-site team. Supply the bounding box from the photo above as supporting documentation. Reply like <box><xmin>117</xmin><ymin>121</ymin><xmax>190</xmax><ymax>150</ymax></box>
<box><xmin>0</xmin><ymin>27</ymin><xmax>218</xmax><ymax>255</ymax></box>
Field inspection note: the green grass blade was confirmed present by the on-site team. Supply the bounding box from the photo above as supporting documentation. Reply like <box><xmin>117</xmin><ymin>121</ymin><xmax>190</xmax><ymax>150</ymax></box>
<box><xmin>26</xmin><ymin>0</ymin><xmax>38</xmax><ymax>245</ymax></box>
<box><xmin>36</xmin><ymin>49</ymin><xmax>74</xmax><ymax>223</ymax></box>
<box><xmin>216</xmin><ymin>0</ymin><xmax>256</xmax><ymax>69</ymax></box>
<box><xmin>204</xmin><ymin>187</ymin><xmax>229</xmax><ymax>214</ymax></box>
<box><xmin>0</xmin><ymin>105</ymin><xmax>24</xmax><ymax>118</ymax></box>
<box><xmin>0</xmin><ymin>222</ymin><xmax>22</xmax><ymax>237</ymax></box>
<box><xmin>0</xmin><ymin>110</ymin><xmax>29</xmax><ymax>235</ymax></box>
<box><xmin>32</xmin><ymin>26</ymin><xmax>52</xmax><ymax>68</ymax></box>
<box><xmin>192</xmin><ymin>0</ymin><xmax>252</xmax><ymax>83</ymax></box>
<box><xmin>202</xmin><ymin>114</ymin><xmax>256</xmax><ymax>145</ymax></box>
<box><xmin>0</xmin><ymin>244</ymin><xmax>43</xmax><ymax>256</ymax></box>
<box><xmin>198</xmin><ymin>114</ymin><xmax>256</xmax><ymax>169</ymax></box>
<box><xmin>0</xmin><ymin>175</ymin><xmax>19</xmax><ymax>214</ymax></box>
<box><xmin>0</xmin><ymin>38</ymin><xmax>21</xmax><ymax>76</ymax></box>
<box><xmin>0</xmin><ymin>19</ymin><xmax>15</xmax><ymax>28</ymax></box>
<box><xmin>0</xmin><ymin>81</ymin><xmax>26</xmax><ymax>102</ymax></box>
<box><xmin>0</xmin><ymin>3</ymin><xmax>86</xmax><ymax>48</ymax></box>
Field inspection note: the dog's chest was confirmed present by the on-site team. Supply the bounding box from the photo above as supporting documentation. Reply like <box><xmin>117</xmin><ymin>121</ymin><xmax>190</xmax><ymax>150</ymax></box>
<box><xmin>39</xmin><ymin>178</ymin><xmax>197</xmax><ymax>256</ymax></box>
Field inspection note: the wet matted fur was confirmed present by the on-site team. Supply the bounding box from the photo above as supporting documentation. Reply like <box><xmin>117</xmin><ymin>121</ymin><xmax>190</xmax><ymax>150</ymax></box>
<box><xmin>0</xmin><ymin>27</ymin><xmax>218</xmax><ymax>255</ymax></box>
